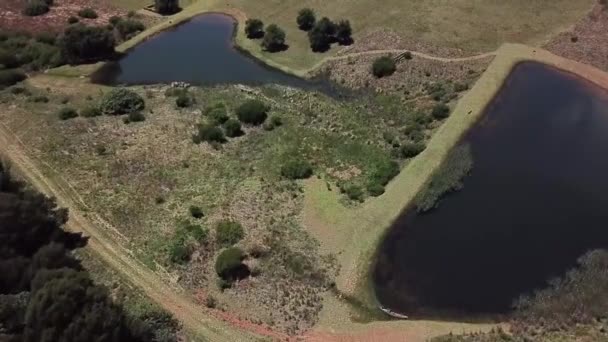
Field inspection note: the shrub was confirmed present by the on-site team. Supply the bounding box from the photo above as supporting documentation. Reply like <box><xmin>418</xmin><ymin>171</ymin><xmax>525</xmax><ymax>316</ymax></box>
<box><xmin>116</xmin><ymin>19</ymin><xmax>145</xmax><ymax>39</ymax></box>
<box><xmin>336</xmin><ymin>20</ymin><xmax>353</xmax><ymax>45</ymax></box>
<box><xmin>342</xmin><ymin>183</ymin><xmax>364</xmax><ymax>202</ymax></box>
<box><xmin>80</xmin><ymin>106</ymin><xmax>101</xmax><ymax>117</ymax></box>
<box><xmin>297</xmin><ymin>8</ymin><xmax>316</xmax><ymax>31</ymax></box>
<box><xmin>127</xmin><ymin>10</ymin><xmax>136</xmax><ymax>18</ymax></box>
<box><xmin>78</xmin><ymin>8</ymin><xmax>98</xmax><ymax>19</ymax></box>
<box><xmin>59</xmin><ymin>24</ymin><xmax>115</xmax><ymax>63</ymax></box>
<box><xmin>67</xmin><ymin>16</ymin><xmax>79</xmax><ymax>24</ymax></box>
<box><xmin>261</xmin><ymin>24</ymin><xmax>286</xmax><ymax>52</ymax></box>
<box><xmin>205</xmin><ymin>103</ymin><xmax>229</xmax><ymax>124</ymax></box>
<box><xmin>197</xmin><ymin>124</ymin><xmax>225</xmax><ymax>144</ymax></box>
<box><xmin>316</xmin><ymin>17</ymin><xmax>337</xmax><ymax>36</ymax></box>
<box><xmin>454</xmin><ymin>82</ymin><xmax>468</xmax><ymax>92</ymax></box>
<box><xmin>403</xmin><ymin>51</ymin><xmax>413</xmax><ymax>60</ymax></box>
<box><xmin>400</xmin><ymin>142</ymin><xmax>425</xmax><ymax>158</ymax></box>
<box><xmin>215</xmin><ymin>247</ymin><xmax>245</xmax><ymax>279</ymax></box>
<box><xmin>0</xmin><ymin>50</ymin><xmax>20</xmax><ymax>69</ymax></box>
<box><xmin>0</xmin><ymin>70</ymin><xmax>26</xmax><ymax>88</ymax></box>
<box><xmin>189</xmin><ymin>206</ymin><xmax>204</xmax><ymax>219</ymax></box>
<box><xmin>58</xmin><ymin>107</ymin><xmax>78</xmax><ymax>120</ymax></box>
<box><xmin>23</xmin><ymin>0</ymin><xmax>50</xmax><ymax>17</ymax></box>
<box><xmin>281</xmin><ymin>159</ymin><xmax>313</xmax><ymax>179</ymax></box>
<box><xmin>35</xmin><ymin>32</ymin><xmax>56</xmax><ymax>45</ymax></box>
<box><xmin>245</xmin><ymin>19</ymin><xmax>264</xmax><ymax>39</ymax></box>
<box><xmin>175</xmin><ymin>93</ymin><xmax>193</xmax><ymax>108</ymax></box>
<box><xmin>205</xmin><ymin>295</ymin><xmax>217</xmax><ymax>308</ymax></box>
<box><xmin>367</xmin><ymin>182</ymin><xmax>385</xmax><ymax>197</ymax></box>
<box><xmin>127</xmin><ymin>111</ymin><xmax>145</xmax><ymax>122</ymax></box>
<box><xmin>372</xmin><ymin>56</ymin><xmax>396</xmax><ymax>78</ymax></box>
<box><xmin>215</xmin><ymin>221</ymin><xmax>245</xmax><ymax>247</ymax></box>
<box><xmin>431</xmin><ymin>103</ymin><xmax>450</xmax><ymax>119</ymax></box>
<box><xmin>264</xmin><ymin>115</ymin><xmax>282</xmax><ymax>131</ymax></box>
<box><xmin>109</xmin><ymin>16</ymin><xmax>121</xmax><ymax>26</ymax></box>
<box><xmin>369</xmin><ymin>160</ymin><xmax>400</xmax><ymax>187</ymax></box>
<box><xmin>236</xmin><ymin>99</ymin><xmax>269</xmax><ymax>125</ymax></box>
<box><xmin>223</xmin><ymin>119</ymin><xmax>243</xmax><ymax>138</ymax></box>
<box><xmin>30</xmin><ymin>95</ymin><xmax>49</xmax><ymax>103</ymax></box>
<box><xmin>100</xmin><ymin>88</ymin><xmax>145</xmax><ymax>115</ymax></box>
<box><xmin>184</xmin><ymin>223</ymin><xmax>207</xmax><ymax>242</ymax></box>
<box><xmin>154</xmin><ymin>0</ymin><xmax>179</xmax><ymax>15</ymax></box>
<box><xmin>168</xmin><ymin>239</ymin><xmax>191</xmax><ymax>264</ymax></box>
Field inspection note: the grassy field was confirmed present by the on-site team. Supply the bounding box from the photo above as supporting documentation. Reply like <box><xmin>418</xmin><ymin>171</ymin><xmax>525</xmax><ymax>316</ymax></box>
<box><xmin>108</xmin><ymin>0</ymin><xmax>593</xmax><ymax>74</ymax></box>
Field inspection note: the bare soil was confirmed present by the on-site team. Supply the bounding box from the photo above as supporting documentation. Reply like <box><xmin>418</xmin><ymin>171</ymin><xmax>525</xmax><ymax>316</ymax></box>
<box><xmin>0</xmin><ymin>0</ymin><xmax>124</xmax><ymax>33</ymax></box>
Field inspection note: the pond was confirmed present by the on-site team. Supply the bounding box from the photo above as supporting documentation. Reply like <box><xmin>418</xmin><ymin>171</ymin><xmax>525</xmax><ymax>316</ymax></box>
<box><xmin>373</xmin><ymin>61</ymin><xmax>608</xmax><ymax>319</ymax></box>
<box><xmin>91</xmin><ymin>14</ymin><xmax>333</xmax><ymax>92</ymax></box>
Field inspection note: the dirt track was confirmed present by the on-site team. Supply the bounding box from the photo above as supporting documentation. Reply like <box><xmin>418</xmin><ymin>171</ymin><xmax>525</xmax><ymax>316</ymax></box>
<box><xmin>331</xmin><ymin>49</ymin><xmax>497</xmax><ymax>63</ymax></box>
<box><xmin>0</xmin><ymin>121</ymin><xmax>261</xmax><ymax>341</ymax></box>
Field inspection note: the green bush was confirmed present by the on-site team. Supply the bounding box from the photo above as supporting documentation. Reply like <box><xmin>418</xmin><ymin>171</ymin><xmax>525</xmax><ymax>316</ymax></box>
<box><xmin>189</xmin><ymin>206</ymin><xmax>204</xmax><ymax>219</ymax></box>
<box><xmin>297</xmin><ymin>8</ymin><xmax>316</xmax><ymax>31</ymax></box>
<box><xmin>215</xmin><ymin>247</ymin><xmax>245</xmax><ymax>279</ymax></box>
<box><xmin>215</xmin><ymin>220</ymin><xmax>245</xmax><ymax>247</ymax></box>
<box><xmin>281</xmin><ymin>159</ymin><xmax>313</xmax><ymax>180</ymax></box>
<box><xmin>400</xmin><ymin>142</ymin><xmax>425</xmax><ymax>158</ymax></box>
<box><xmin>80</xmin><ymin>106</ymin><xmax>101</xmax><ymax>117</ymax></box>
<box><xmin>368</xmin><ymin>159</ymin><xmax>399</xmax><ymax>186</ymax></box>
<box><xmin>100</xmin><ymin>88</ymin><xmax>144</xmax><ymax>115</ymax></box>
<box><xmin>0</xmin><ymin>50</ymin><xmax>21</xmax><ymax>69</ymax></box>
<box><xmin>372</xmin><ymin>56</ymin><xmax>397</xmax><ymax>78</ymax></box>
<box><xmin>261</xmin><ymin>24</ymin><xmax>286</xmax><ymax>52</ymax></box>
<box><xmin>67</xmin><ymin>16</ymin><xmax>79</xmax><ymax>24</ymax></box>
<box><xmin>116</xmin><ymin>19</ymin><xmax>145</xmax><ymax>39</ymax></box>
<box><xmin>223</xmin><ymin>119</ymin><xmax>243</xmax><ymax>138</ymax></box>
<box><xmin>367</xmin><ymin>182</ymin><xmax>385</xmax><ymax>197</ymax></box>
<box><xmin>78</xmin><ymin>8</ymin><xmax>98</xmax><ymax>19</ymax></box>
<box><xmin>264</xmin><ymin>115</ymin><xmax>283</xmax><ymax>131</ymax></box>
<box><xmin>23</xmin><ymin>0</ymin><xmax>49</xmax><ymax>17</ymax></box>
<box><xmin>342</xmin><ymin>183</ymin><xmax>364</xmax><ymax>202</ymax></box>
<box><xmin>109</xmin><ymin>16</ymin><xmax>121</xmax><ymax>26</ymax></box>
<box><xmin>127</xmin><ymin>111</ymin><xmax>145</xmax><ymax>122</ymax></box>
<box><xmin>58</xmin><ymin>107</ymin><xmax>78</xmax><ymax>120</ymax></box>
<box><xmin>184</xmin><ymin>223</ymin><xmax>207</xmax><ymax>242</ymax></box>
<box><xmin>0</xmin><ymin>70</ymin><xmax>26</xmax><ymax>88</ymax></box>
<box><xmin>236</xmin><ymin>99</ymin><xmax>269</xmax><ymax>125</ymax></box>
<box><xmin>245</xmin><ymin>19</ymin><xmax>264</xmax><ymax>39</ymax></box>
<box><xmin>204</xmin><ymin>103</ymin><xmax>229</xmax><ymax>124</ymax></box>
<box><xmin>175</xmin><ymin>93</ymin><xmax>193</xmax><ymax>108</ymax></box>
<box><xmin>431</xmin><ymin>103</ymin><xmax>450</xmax><ymax>119</ymax></box>
<box><xmin>196</xmin><ymin>124</ymin><xmax>226</xmax><ymax>144</ymax></box>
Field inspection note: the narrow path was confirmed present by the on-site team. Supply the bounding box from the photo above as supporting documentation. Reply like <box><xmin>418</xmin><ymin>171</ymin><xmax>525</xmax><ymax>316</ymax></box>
<box><xmin>0</xmin><ymin>122</ymin><xmax>265</xmax><ymax>341</ymax></box>
<box><xmin>330</xmin><ymin>49</ymin><xmax>497</xmax><ymax>63</ymax></box>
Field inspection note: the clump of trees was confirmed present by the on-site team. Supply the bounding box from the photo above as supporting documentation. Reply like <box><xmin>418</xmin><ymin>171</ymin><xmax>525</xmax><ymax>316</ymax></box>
<box><xmin>245</xmin><ymin>19</ymin><xmax>264</xmax><ymax>39</ymax></box>
<box><xmin>59</xmin><ymin>24</ymin><xmax>116</xmax><ymax>64</ymax></box>
<box><xmin>0</xmin><ymin>161</ymin><xmax>177</xmax><ymax>341</ymax></box>
<box><xmin>236</xmin><ymin>99</ymin><xmax>269</xmax><ymax>125</ymax></box>
<box><xmin>308</xmin><ymin>16</ymin><xmax>353</xmax><ymax>52</ymax></box>
<box><xmin>155</xmin><ymin>0</ymin><xmax>180</xmax><ymax>15</ymax></box>
<box><xmin>100</xmin><ymin>88</ymin><xmax>145</xmax><ymax>115</ymax></box>
<box><xmin>372</xmin><ymin>56</ymin><xmax>397</xmax><ymax>78</ymax></box>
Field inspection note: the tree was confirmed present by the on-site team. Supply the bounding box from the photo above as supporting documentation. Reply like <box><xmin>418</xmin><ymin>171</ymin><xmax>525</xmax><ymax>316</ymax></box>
<box><xmin>59</xmin><ymin>24</ymin><xmax>115</xmax><ymax>64</ymax></box>
<box><xmin>99</xmin><ymin>88</ymin><xmax>145</xmax><ymax>115</ymax></box>
<box><xmin>372</xmin><ymin>56</ymin><xmax>396</xmax><ymax>78</ymax></box>
<box><xmin>154</xmin><ymin>0</ymin><xmax>179</xmax><ymax>15</ymax></box>
<box><xmin>236</xmin><ymin>99</ymin><xmax>269</xmax><ymax>125</ymax></box>
<box><xmin>308</xmin><ymin>17</ymin><xmax>337</xmax><ymax>52</ymax></box>
<box><xmin>336</xmin><ymin>20</ymin><xmax>353</xmax><ymax>45</ymax></box>
<box><xmin>297</xmin><ymin>8</ymin><xmax>316</xmax><ymax>31</ymax></box>
<box><xmin>244</xmin><ymin>19</ymin><xmax>264</xmax><ymax>39</ymax></box>
<box><xmin>316</xmin><ymin>17</ymin><xmax>337</xmax><ymax>37</ymax></box>
<box><xmin>261</xmin><ymin>24</ymin><xmax>286</xmax><ymax>52</ymax></box>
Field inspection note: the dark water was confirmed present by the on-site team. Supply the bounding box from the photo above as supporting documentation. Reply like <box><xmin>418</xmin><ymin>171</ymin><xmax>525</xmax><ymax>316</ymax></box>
<box><xmin>91</xmin><ymin>14</ymin><xmax>334</xmax><ymax>92</ymax></box>
<box><xmin>373</xmin><ymin>62</ymin><xmax>608</xmax><ymax>319</ymax></box>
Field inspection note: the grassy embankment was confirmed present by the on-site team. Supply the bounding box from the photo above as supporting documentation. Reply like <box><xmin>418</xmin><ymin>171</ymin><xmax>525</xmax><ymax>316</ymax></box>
<box><xmin>305</xmin><ymin>43</ymin><xmax>608</xmax><ymax>337</ymax></box>
<box><xmin>53</xmin><ymin>0</ymin><xmax>593</xmax><ymax>77</ymax></box>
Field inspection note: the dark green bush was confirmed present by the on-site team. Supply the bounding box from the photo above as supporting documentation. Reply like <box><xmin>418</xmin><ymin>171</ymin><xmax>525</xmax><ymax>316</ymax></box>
<box><xmin>367</xmin><ymin>182</ymin><xmax>385</xmax><ymax>197</ymax></box>
<box><xmin>23</xmin><ymin>0</ymin><xmax>50</xmax><ymax>17</ymax></box>
<box><xmin>215</xmin><ymin>220</ymin><xmax>245</xmax><ymax>247</ymax></box>
<box><xmin>245</xmin><ymin>19</ymin><xmax>264</xmax><ymax>39</ymax></box>
<box><xmin>175</xmin><ymin>93</ymin><xmax>193</xmax><ymax>108</ymax></box>
<box><xmin>67</xmin><ymin>16</ymin><xmax>79</xmax><ymax>24</ymax></box>
<box><xmin>372</xmin><ymin>56</ymin><xmax>396</xmax><ymax>78</ymax></box>
<box><xmin>59</xmin><ymin>24</ymin><xmax>115</xmax><ymax>63</ymax></box>
<box><xmin>431</xmin><ymin>103</ymin><xmax>450</xmax><ymax>119</ymax></box>
<box><xmin>80</xmin><ymin>106</ymin><xmax>101</xmax><ymax>117</ymax></box>
<box><xmin>368</xmin><ymin>159</ymin><xmax>400</xmax><ymax>186</ymax></box>
<box><xmin>281</xmin><ymin>159</ymin><xmax>313</xmax><ymax>179</ymax></box>
<box><xmin>58</xmin><ymin>107</ymin><xmax>78</xmax><ymax>120</ymax></box>
<box><xmin>215</xmin><ymin>247</ymin><xmax>245</xmax><ymax>278</ymax></box>
<box><xmin>400</xmin><ymin>142</ymin><xmax>425</xmax><ymax>158</ymax></box>
<box><xmin>261</xmin><ymin>24</ymin><xmax>286</xmax><ymax>52</ymax></box>
<box><xmin>236</xmin><ymin>99</ymin><xmax>269</xmax><ymax>125</ymax></box>
<box><xmin>155</xmin><ymin>0</ymin><xmax>179</xmax><ymax>15</ymax></box>
<box><xmin>223</xmin><ymin>119</ymin><xmax>243</xmax><ymax>138</ymax></box>
<box><xmin>100</xmin><ymin>88</ymin><xmax>145</xmax><ymax>115</ymax></box>
<box><xmin>127</xmin><ymin>111</ymin><xmax>145</xmax><ymax>122</ymax></box>
<box><xmin>78</xmin><ymin>8</ymin><xmax>98</xmax><ymax>19</ymax></box>
<box><xmin>297</xmin><ymin>8</ymin><xmax>316</xmax><ymax>31</ymax></box>
<box><xmin>197</xmin><ymin>124</ymin><xmax>226</xmax><ymax>144</ymax></box>
<box><xmin>336</xmin><ymin>20</ymin><xmax>353</xmax><ymax>45</ymax></box>
<box><xmin>204</xmin><ymin>103</ymin><xmax>229</xmax><ymax>124</ymax></box>
<box><xmin>116</xmin><ymin>19</ymin><xmax>145</xmax><ymax>39</ymax></box>
<box><xmin>189</xmin><ymin>206</ymin><xmax>204</xmax><ymax>219</ymax></box>
<box><xmin>0</xmin><ymin>50</ymin><xmax>21</xmax><ymax>69</ymax></box>
<box><xmin>0</xmin><ymin>69</ymin><xmax>26</xmax><ymax>88</ymax></box>
<box><xmin>127</xmin><ymin>10</ymin><xmax>136</xmax><ymax>18</ymax></box>
<box><xmin>342</xmin><ymin>183</ymin><xmax>364</xmax><ymax>202</ymax></box>
<box><xmin>109</xmin><ymin>16</ymin><xmax>121</xmax><ymax>26</ymax></box>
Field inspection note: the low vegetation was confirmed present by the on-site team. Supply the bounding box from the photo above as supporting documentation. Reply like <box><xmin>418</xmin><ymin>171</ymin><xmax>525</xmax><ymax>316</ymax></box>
<box><xmin>77</xmin><ymin>8</ymin><xmax>98</xmax><ymax>19</ymax></box>
<box><xmin>215</xmin><ymin>220</ymin><xmax>245</xmax><ymax>247</ymax></box>
<box><xmin>414</xmin><ymin>144</ymin><xmax>473</xmax><ymax>212</ymax></box>
<box><xmin>281</xmin><ymin>159</ymin><xmax>313</xmax><ymax>179</ymax></box>
<box><xmin>372</xmin><ymin>56</ymin><xmax>397</xmax><ymax>78</ymax></box>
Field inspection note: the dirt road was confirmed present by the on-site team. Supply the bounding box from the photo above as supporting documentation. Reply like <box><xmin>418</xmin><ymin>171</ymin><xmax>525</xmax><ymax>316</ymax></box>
<box><xmin>0</xmin><ymin>122</ymin><xmax>260</xmax><ymax>341</ymax></box>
